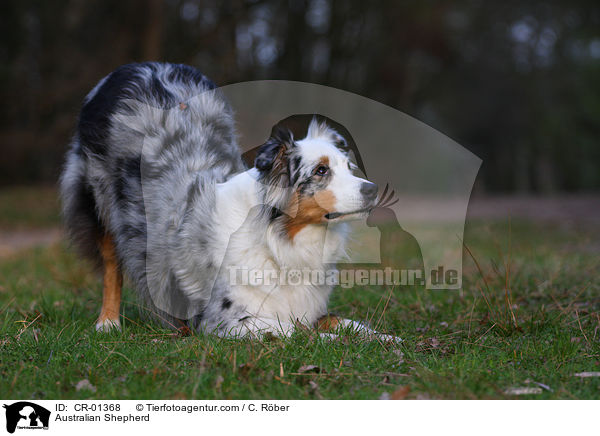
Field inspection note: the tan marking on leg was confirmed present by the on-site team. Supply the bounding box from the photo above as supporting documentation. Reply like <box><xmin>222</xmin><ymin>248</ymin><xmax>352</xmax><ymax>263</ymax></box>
<box><xmin>96</xmin><ymin>233</ymin><xmax>122</xmax><ymax>332</ymax></box>
<box><xmin>315</xmin><ymin>314</ymin><xmax>342</xmax><ymax>332</ymax></box>
<box><xmin>174</xmin><ymin>319</ymin><xmax>191</xmax><ymax>337</ymax></box>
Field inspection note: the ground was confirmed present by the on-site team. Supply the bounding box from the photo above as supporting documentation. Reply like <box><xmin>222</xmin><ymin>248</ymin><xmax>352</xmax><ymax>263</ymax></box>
<box><xmin>0</xmin><ymin>187</ymin><xmax>599</xmax><ymax>399</ymax></box>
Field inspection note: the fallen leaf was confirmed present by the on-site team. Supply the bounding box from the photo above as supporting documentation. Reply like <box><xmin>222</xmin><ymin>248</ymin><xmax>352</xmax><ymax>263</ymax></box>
<box><xmin>504</xmin><ymin>387</ymin><xmax>542</xmax><ymax>395</ymax></box>
<box><xmin>75</xmin><ymin>379</ymin><xmax>97</xmax><ymax>393</ymax></box>
<box><xmin>263</xmin><ymin>332</ymin><xmax>280</xmax><ymax>342</ymax></box>
<box><xmin>524</xmin><ymin>378</ymin><xmax>552</xmax><ymax>392</ymax></box>
<box><xmin>390</xmin><ymin>385</ymin><xmax>411</xmax><ymax>400</ymax></box>
<box><xmin>172</xmin><ymin>325</ymin><xmax>191</xmax><ymax>337</ymax></box>
<box><xmin>297</xmin><ymin>365</ymin><xmax>320</xmax><ymax>374</ymax></box>
<box><xmin>392</xmin><ymin>350</ymin><xmax>405</xmax><ymax>365</ymax></box>
<box><xmin>308</xmin><ymin>380</ymin><xmax>323</xmax><ymax>399</ymax></box>
<box><xmin>237</xmin><ymin>362</ymin><xmax>254</xmax><ymax>376</ymax></box>
<box><xmin>415</xmin><ymin>337</ymin><xmax>449</xmax><ymax>353</ymax></box>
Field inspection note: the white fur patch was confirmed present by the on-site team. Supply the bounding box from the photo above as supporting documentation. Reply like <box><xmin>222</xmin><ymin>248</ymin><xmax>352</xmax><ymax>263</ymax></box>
<box><xmin>95</xmin><ymin>318</ymin><xmax>121</xmax><ymax>333</ymax></box>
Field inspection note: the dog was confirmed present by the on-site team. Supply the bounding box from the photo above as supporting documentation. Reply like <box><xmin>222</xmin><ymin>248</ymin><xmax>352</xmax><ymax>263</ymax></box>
<box><xmin>60</xmin><ymin>62</ymin><xmax>399</xmax><ymax>342</ymax></box>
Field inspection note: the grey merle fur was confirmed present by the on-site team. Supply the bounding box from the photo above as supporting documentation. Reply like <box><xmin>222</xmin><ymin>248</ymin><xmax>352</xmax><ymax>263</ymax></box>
<box><xmin>60</xmin><ymin>62</ymin><xmax>244</xmax><ymax>326</ymax></box>
<box><xmin>60</xmin><ymin>62</ymin><xmax>353</xmax><ymax>333</ymax></box>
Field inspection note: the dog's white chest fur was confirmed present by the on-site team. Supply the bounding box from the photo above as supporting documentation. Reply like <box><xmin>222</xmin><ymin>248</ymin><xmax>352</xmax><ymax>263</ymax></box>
<box><xmin>198</xmin><ymin>169</ymin><xmax>348</xmax><ymax>336</ymax></box>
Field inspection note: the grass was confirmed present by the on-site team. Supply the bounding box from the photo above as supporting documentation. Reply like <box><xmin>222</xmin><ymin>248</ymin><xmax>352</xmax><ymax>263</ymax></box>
<box><xmin>0</xmin><ymin>189</ymin><xmax>599</xmax><ymax>399</ymax></box>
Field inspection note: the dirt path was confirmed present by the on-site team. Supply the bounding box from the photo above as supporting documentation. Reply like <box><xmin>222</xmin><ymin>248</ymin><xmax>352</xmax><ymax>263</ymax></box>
<box><xmin>0</xmin><ymin>195</ymin><xmax>598</xmax><ymax>258</ymax></box>
<box><xmin>467</xmin><ymin>195</ymin><xmax>600</xmax><ymax>225</ymax></box>
<box><xmin>0</xmin><ymin>228</ymin><xmax>62</xmax><ymax>258</ymax></box>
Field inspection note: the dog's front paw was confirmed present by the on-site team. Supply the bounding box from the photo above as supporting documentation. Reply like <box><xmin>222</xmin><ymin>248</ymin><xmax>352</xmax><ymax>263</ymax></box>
<box><xmin>95</xmin><ymin>317</ymin><xmax>121</xmax><ymax>333</ymax></box>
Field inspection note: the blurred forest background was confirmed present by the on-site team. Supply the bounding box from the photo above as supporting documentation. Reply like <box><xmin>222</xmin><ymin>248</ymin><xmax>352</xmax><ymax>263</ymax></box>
<box><xmin>1</xmin><ymin>0</ymin><xmax>599</xmax><ymax>193</ymax></box>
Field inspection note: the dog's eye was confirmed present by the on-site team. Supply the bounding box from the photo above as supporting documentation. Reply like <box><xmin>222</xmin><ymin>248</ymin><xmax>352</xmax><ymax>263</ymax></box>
<box><xmin>315</xmin><ymin>165</ymin><xmax>329</xmax><ymax>176</ymax></box>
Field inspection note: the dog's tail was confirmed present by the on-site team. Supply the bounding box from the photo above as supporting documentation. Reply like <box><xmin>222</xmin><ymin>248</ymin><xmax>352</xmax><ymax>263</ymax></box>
<box><xmin>59</xmin><ymin>139</ymin><xmax>104</xmax><ymax>268</ymax></box>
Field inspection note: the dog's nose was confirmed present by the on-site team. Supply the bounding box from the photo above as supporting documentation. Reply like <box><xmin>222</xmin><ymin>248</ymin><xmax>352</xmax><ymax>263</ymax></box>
<box><xmin>360</xmin><ymin>182</ymin><xmax>378</xmax><ymax>201</ymax></box>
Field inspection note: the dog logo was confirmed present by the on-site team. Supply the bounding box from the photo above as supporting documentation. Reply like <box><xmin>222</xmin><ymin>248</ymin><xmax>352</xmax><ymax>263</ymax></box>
<box><xmin>3</xmin><ymin>402</ymin><xmax>50</xmax><ymax>433</ymax></box>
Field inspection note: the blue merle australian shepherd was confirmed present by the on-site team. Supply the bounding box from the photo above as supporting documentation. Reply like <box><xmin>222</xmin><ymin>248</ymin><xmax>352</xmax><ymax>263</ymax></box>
<box><xmin>60</xmin><ymin>62</ymin><xmax>399</xmax><ymax>342</ymax></box>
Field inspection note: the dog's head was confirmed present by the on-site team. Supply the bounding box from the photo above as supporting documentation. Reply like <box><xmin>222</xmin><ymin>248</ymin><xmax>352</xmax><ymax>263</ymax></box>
<box><xmin>255</xmin><ymin>118</ymin><xmax>378</xmax><ymax>238</ymax></box>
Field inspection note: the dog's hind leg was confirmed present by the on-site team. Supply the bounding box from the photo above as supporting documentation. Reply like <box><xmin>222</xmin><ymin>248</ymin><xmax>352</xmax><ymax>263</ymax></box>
<box><xmin>96</xmin><ymin>233</ymin><xmax>123</xmax><ymax>332</ymax></box>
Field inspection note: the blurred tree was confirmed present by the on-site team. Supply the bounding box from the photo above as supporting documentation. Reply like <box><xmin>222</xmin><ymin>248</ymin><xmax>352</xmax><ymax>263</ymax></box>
<box><xmin>0</xmin><ymin>0</ymin><xmax>598</xmax><ymax>192</ymax></box>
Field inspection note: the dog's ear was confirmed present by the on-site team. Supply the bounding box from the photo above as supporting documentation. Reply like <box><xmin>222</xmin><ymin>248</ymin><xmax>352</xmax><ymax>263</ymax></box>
<box><xmin>255</xmin><ymin>126</ymin><xmax>296</xmax><ymax>212</ymax></box>
<box><xmin>306</xmin><ymin>116</ymin><xmax>347</xmax><ymax>149</ymax></box>
<box><xmin>255</xmin><ymin>126</ymin><xmax>295</xmax><ymax>172</ymax></box>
